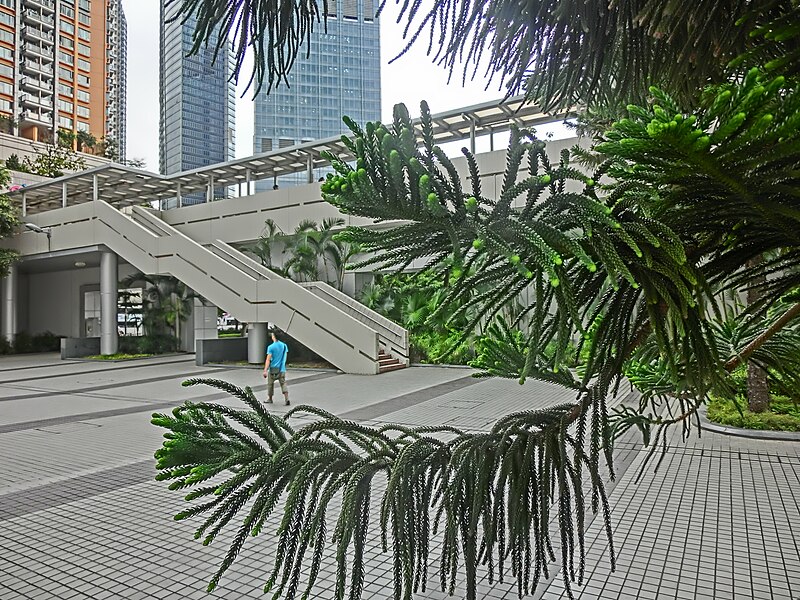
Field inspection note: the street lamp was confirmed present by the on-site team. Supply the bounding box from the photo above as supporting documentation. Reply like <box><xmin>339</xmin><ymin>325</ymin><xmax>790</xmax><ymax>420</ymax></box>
<box><xmin>24</xmin><ymin>222</ymin><xmax>52</xmax><ymax>252</ymax></box>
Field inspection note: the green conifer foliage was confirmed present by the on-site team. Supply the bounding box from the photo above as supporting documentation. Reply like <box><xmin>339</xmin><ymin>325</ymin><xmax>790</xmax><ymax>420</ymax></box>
<box><xmin>154</xmin><ymin>71</ymin><xmax>800</xmax><ymax>595</ymax></box>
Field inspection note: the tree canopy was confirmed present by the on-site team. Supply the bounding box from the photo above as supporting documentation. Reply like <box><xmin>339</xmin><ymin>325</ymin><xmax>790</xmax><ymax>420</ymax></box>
<box><xmin>0</xmin><ymin>167</ymin><xmax>20</xmax><ymax>275</ymax></box>
<box><xmin>154</xmin><ymin>1</ymin><xmax>800</xmax><ymax>598</ymax></box>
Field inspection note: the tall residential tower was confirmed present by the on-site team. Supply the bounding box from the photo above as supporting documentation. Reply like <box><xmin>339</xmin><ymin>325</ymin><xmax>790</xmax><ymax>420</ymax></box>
<box><xmin>159</xmin><ymin>1</ymin><xmax>235</xmax><ymax>194</ymax></box>
<box><xmin>253</xmin><ymin>0</ymin><xmax>381</xmax><ymax>185</ymax></box>
<box><xmin>0</xmin><ymin>0</ymin><xmax>128</xmax><ymax>157</ymax></box>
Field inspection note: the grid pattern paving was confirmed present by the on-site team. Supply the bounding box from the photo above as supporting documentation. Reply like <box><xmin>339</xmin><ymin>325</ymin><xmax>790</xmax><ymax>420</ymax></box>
<box><xmin>0</xmin><ymin>353</ymin><xmax>798</xmax><ymax>600</ymax></box>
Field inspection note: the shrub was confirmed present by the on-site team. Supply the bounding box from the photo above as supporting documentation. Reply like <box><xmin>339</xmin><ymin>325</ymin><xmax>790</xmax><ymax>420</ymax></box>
<box><xmin>12</xmin><ymin>331</ymin><xmax>33</xmax><ymax>353</ymax></box>
<box><xmin>138</xmin><ymin>333</ymin><xmax>179</xmax><ymax>355</ymax></box>
<box><xmin>707</xmin><ymin>395</ymin><xmax>800</xmax><ymax>432</ymax></box>
<box><xmin>31</xmin><ymin>331</ymin><xmax>62</xmax><ymax>352</ymax></box>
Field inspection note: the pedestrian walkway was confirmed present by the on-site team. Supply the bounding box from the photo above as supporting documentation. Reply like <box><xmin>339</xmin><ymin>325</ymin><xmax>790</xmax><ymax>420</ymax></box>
<box><xmin>0</xmin><ymin>354</ymin><xmax>797</xmax><ymax>599</ymax></box>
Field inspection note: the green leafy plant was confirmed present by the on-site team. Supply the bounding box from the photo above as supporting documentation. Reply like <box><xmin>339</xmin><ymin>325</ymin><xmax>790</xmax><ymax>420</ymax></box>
<box><xmin>156</xmin><ymin>3</ymin><xmax>800</xmax><ymax>598</ymax></box>
<box><xmin>0</xmin><ymin>166</ymin><xmax>19</xmax><ymax>275</ymax></box>
<box><xmin>707</xmin><ymin>395</ymin><xmax>800</xmax><ymax>432</ymax></box>
<box><xmin>22</xmin><ymin>145</ymin><xmax>87</xmax><ymax>177</ymax></box>
<box><xmin>120</xmin><ymin>273</ymin><xmax>196</xmax><ymax>353</ymax></box>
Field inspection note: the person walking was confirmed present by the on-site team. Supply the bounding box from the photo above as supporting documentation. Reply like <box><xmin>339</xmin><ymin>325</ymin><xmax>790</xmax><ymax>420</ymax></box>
<box><xmin>263</xmin><ymin>330</ymin><xmax>289</xmax><ymax>405</ymax></box>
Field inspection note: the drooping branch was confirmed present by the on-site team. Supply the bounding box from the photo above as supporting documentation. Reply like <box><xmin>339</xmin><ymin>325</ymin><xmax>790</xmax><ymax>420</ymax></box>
<box><xmin>724</xmin><ymin>301</ymin><xmax>800</xmax><ymax>372</ymax></box>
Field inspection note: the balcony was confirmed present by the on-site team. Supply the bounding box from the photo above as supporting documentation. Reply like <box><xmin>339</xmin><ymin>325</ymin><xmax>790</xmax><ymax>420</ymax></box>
<box><xmin>27</xmin><ymin>0</ymin><xmax>55</xmax><ymax>13</ymax></box>
<box><xmin>21</xmin><ymin>42</ymin><xmax>53</xmax><ymax>61</ymax></box>
<box><xmin>21</xmin><ymin>26</ymin><xmax>54</xmax><ymax>45</ymax></box>
<box><xmin>20</xmin><ymin>108</ymin><xmax>52</xmax><ymax>126</ymax></box>
<box><xmin>19</xmin><ymin>75</ymin><xmax>53</xmax><ymax>93</ymax></box>
<box><xmin>21</xmin><ymin>59</ymin><xmax>54</xmax><ymax>79</ymax></box>
<box><xmin>20</xmin><ymin>93</ymin><xmax>53</xmax><ymax>111</ymax></box>
<box><xmin>22</xmin><ymin>10</ymin><xmax>55</xmax><ymax>28</ymax></box>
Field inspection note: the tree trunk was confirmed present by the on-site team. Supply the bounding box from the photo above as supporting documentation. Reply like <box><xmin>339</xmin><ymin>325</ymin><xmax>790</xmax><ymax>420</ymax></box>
<box><xmin>746</xmin><ymin>255</ymin><xmax>770</xmax><ymax>413</ymax></box>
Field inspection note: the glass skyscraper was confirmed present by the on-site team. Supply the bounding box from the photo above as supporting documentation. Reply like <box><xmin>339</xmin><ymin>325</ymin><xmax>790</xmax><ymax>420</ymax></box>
<box><xmin>254</xmin><ymin>0</ymin><xmax>381</xmax><ymax>186</ymax></box>
<box><xmin>159</xmin><ymin>2</ymin><xmax>235</xmax><ymax>200</ymax></box>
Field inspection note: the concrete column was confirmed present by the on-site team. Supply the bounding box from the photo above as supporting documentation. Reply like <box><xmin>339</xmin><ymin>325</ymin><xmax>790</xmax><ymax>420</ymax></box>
<box><xmin>100</xmin><ymin>251</ymin><xmax>118</xmax><ymax>355</ymax></box>
<box><xmin>247</xmin><ymin>322</ymin><xmax>268</xmax><ymax>364</ymax></box>
<box><xmin>192</xmin><ymin>298</ymin><xmax>218</xmax><ymax>351</ymax></box>
<box><xmin>1</xmin><ymin>263</ymin><xmax>18</xmax><ymax>343</ymax></box>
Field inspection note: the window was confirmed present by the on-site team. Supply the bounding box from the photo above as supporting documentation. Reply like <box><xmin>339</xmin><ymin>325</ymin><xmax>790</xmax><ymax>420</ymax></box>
<box><xmin>58</xmin><ymin>99</ymin><xmax>74</xmax><ymax>112</ymax></box>
<box><xmin>60</xmin><ymin>35</ymin><xmax>74</xmax><ymax>49</ymax></box>
<box><xmin>78</xmin><ymin>43</ymin><xmax>90</xmax><ymax>56</ymax></box>
<box><xmin>78</xmin><ymin>0</ymin><xmax>90</xmax><ymax>10</ymax></box>
<box><xmin>0</xmin><ymin>0</ymin><xmax>13</xmax><ymax>7</ymax></box>
<box><xmin>0</xmin><ymin>12</ymin><xmax>12</xmax><ymax>26</ymax></box>
<box><xmin>0</xmin><ymin>64</ymin><xmax>12</xmax><ymax>77</ymax></box>
<box><xmin>60</xmin><ymin>4</ymin><xmax>74</xmax><ymax>17</ymax></box>
<box><xmin>78</xmin><ymin>12</ymin><xmax>90</xmax><ymax>26</ymax></box>
<box><xmin>0</xmin><ymin>29</ymin><xmax>12</xmax><ymax>43</ymax></box>
<box><xmin>77</xmin><ymin>121</ymin><xmax>89</xmax><ymax>132</ymax></box>
<box><xmin>0</xmin><ymin>98</ymin><xmax>11</xmax><ymax>112</ymax></box>
<box><xmin>0</xmin><ymin>47</ymin><xmax>11</xmax><ymax>60</ymax></box>
<box><xmin>78</xmin><ymin>58</ymin><xmax>90</xmax><ymax>72</ymax></box>
<box><xmin>77</xmin><ymin>89</ymin><xmax>89</xmax><ymax>102</ymax></box>
<box><xmin>59</xmin><ymin>115</ymin><xmax>73</xmax><ymax>128</ymax></box>
<box><xmin>78</xmin><ymin>28</ymin><xmax>90</xmax><ymax>42</ymax></box>
<box><xmin>59</xmin><ymin>66</ymin><xmax>73</xmax><ymax>80</ymax></box>
<box><xmin>59</xmin><ymin>83</ymin><xmax>74</xmax><ymax>97</ymax></box>
<box><xmin>77</xmin><ymin>105</ymin><xmax>89</xmax><ymax>118</ymax></box>
<box><xmin>0</xmin><ymin>81</ymin><xmax>10</xmax><ymax>95</ymax></box>
<box><xmin>59</xmin><ymin>51</ymin><xmax>74</xmax><ymax>65</ymax></box>
<box><xmin>60</xmin><ymin>21</ymin><xmax>75</xmax><ymax>34</ymax></box>
<box><xmin>77</xmin><ymin>74</ymin><xmax>89</xmax><ymax>86</ymax></box>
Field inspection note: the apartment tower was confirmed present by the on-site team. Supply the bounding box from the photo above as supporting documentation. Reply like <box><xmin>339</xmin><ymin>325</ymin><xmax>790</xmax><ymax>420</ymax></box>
<box><xmin>159</xmin><ymin>0</ymin><xmax>235</xmax><ymax>197</ymax></box>
<box><xmin>253</xmin><ymin>0</ymin><xmax>381</xmax><ymax>186</ymax></box>
<box><xmin>0</xmin><ymin>0</ymin><xmax>127</xmax><ymax>158</ymax></box>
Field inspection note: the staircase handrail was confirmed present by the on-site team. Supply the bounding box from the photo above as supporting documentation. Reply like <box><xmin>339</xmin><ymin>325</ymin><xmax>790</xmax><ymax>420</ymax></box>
<box><xmin>299</xmin><ymin>281</ymin><xmax>409</xmax><ymax>364</ymax></box>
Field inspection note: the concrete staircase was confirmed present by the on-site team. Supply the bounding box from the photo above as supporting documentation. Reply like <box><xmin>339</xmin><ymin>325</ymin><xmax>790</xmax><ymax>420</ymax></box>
<box><xmin>378</xmin><ymin>350</ymin><xmax>406</xmax><ymax>373</ymax></box>
<box><xmin>18</xmin><ymin>200</ymin><xmax>408</xmax><ymax>374</ymax></box>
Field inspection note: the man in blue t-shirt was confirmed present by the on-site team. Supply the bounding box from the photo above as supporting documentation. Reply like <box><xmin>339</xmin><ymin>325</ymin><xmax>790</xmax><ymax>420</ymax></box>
<box><xmin>263</xmin><ymin>330</ymin><xmax>289</xmax><ymax>405</ymax></box>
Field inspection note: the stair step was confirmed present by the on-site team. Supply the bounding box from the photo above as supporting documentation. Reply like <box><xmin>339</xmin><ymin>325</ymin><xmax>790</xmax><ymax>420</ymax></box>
<box><xmin>379</xmin><ymin>363</ymin><xmax>407</xmax><ymax>373</ymax></box>
<box><xmin>378</xmin><ymin>357</ymin><xmax>398</xmax><ymax>365</ymax></box>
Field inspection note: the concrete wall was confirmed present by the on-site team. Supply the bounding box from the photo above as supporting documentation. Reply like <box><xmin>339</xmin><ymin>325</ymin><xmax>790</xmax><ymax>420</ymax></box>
<box><xmin>22</xmin><ymin>263</ymin><xmax>138</xmax><ymax>338</ymax></box>
<box><xmin>195</xmin><ymin>337</ymin><xmax>247</xmax><ymax>366</ymax></box>
<box><xmin>159</xmin><ymin>138</ymin><xmax>584</xmax><ymax>251</ymax></box>
<box><xmin>0</xmin><ymin>132</ymin><xmax>111</xmax><ymax>169</ymax></box>
<box><xmin>61</xmin><ymin>337</ymin><xmax>101</xmax><ymax>359</ymax></box>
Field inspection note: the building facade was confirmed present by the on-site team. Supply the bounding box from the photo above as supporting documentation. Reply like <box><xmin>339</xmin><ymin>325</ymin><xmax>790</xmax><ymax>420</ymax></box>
<box><xmin>0</xmin><ymin>0</ymin><xmax>127</xmax><ymax>157</ymax></box>
<box><xmin>253</xmin><ymin>0</ymin><xmax>380</xmax><ymax>186</ymax></box>
<box><xmin>159</xmin><ymin>1</ymin><xmax>235</xmax><ymax>198</ymax></box>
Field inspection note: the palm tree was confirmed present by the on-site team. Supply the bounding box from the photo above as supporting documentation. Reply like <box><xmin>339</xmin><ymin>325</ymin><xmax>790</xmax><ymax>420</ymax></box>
<box><xmin>120</xmin><ymin>273</ymin><xmax>197</xmax><ymax>342</ymax></box>
<box><xmin>307</xmin><ymin>217</ymin><xmax>345</xmax><ymax>285</ymax></box>
<box><xmin>246</xmin><ymin>218</ymin><xmax>285</xmax><ymax>273</ymax></box>
<box><xmin>328</xmin><ymin>239</ymin><xmax>361</xmax><ymax>290</ymax></box>
<box><xmin>283</xmin><ymin>219</ymin><xmax>320</xmax><ymax>282</ymax></box>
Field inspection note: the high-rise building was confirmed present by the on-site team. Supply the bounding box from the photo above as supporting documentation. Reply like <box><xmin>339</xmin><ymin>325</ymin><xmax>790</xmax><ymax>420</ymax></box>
<box><xmin>105</xmin><ymin>0</ymin><xmax>126</xmax><ymax>161</ymax></box>
<box><xmin>0</xmin><ymin>0</ymin><xmax>127</xmax><ymax>157</ymax></box>
<box><xmin>159</xmin><ymin>1</ymin><xmax>235</xmax><ymax>192</ymax></box>
<box><xmin>253</xmin><ymin>0</ymin><xmax>381</xmax><ymax>186</ymax></box>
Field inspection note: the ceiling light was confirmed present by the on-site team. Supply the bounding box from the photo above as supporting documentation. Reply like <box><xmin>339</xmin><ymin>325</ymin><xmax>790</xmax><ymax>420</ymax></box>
<box><xmin>74</xmin><ymin>261</ymin><xmax>86</xmax><ymax>268</ymax></box>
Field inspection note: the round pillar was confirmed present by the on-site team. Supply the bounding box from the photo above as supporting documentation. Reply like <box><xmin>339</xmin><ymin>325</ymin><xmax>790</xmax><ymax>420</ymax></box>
<box><xmin>100</xmin><ymin>251</ymin><xmax>118</xmax><ymax>355</ymax></box>
<box><xmin>247</xmin><ymin>322</ymin><xmax>268</xmax><ymax>364</ymax></box>
<box><xmin>1</xmin><ymin>263</ymin><xmax>18</xmax><ymax>343</ymax></box>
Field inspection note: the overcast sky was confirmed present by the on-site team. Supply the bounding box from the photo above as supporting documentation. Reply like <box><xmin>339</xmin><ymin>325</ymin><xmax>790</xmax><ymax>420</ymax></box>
<box><xmin>121</xmin><ymin>1</ymin><xmax>556</xmax><ymax>170</ymax></box>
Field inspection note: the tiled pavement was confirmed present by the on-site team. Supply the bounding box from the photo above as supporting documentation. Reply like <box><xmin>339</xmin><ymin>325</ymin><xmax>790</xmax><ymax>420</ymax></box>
<box><xmin>0</xmin><ymin>353</ymin><xmax>797</xmax><ymax>599</ymax></box>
